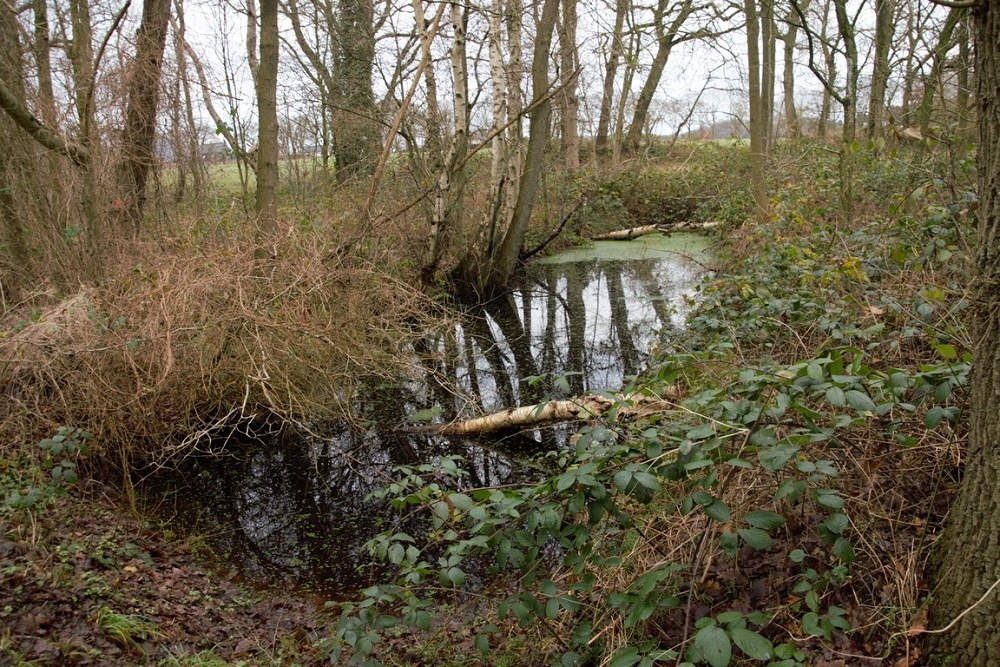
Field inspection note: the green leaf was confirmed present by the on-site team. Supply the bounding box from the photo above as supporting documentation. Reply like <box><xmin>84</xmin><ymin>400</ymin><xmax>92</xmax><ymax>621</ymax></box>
<box><xmin>807</xmin><ymin>362</ymin><xmax>824</xmax><ymax>381</ymax></box>
<box><xmin>560</xmin><ymin>651</ymin><xmax>583</xmax><ymax>666</ymax></box>
<box><xmin>608</xmin><ymin>646</ymin><xmax>641</xmax><ymax>667</ymax></box>
<box><xmin>731</xmin><ymin>627</ymin><xmax>774</xmax><ymax>660</ymax></box>
<box><xmin>694</xmin><ymin>625</ymin><xmax>731</xmax><ymax>667</ymax></box>
<box><xmin>716</xmin><ymin>611</ymin><xmax>745</xmax><ymax>626</ymax></box>
<box><xmin>814</xmin><ymin>490</ymin><xmax>845</xmax><ymax>510</ymax></box>
<box><xmin>706</xmin><ymin>499</ymin><xmax>732</xmax><ymax>523</ymax></box>
<box><xmin>624</xmin><ymin>599</ymin><xmax>656</xmax><ymax>628</ymax></box>
<box><xmin>687</xmin><ymin>423</ymin><xmax>716</xmax><ymax>440</ymax></box>
<box><xmin>633</xmin><ymin>471</ymin><xmax>661</xmax><ymax>492</ymax></box>
<box><xmin>825</xmin><ymin>386</ymin><xmax>846</xmax><ymax>407</ymax></box>
<box><xmin>844</xmin><ymin>390</ymin><xmax>877</xmax><ymax>413</ymax></box>
<box><xmin>446</xmin><ymin>567</ymin><xmax>466</xmax><ymax>587</ymax></box>
<box><xmin>613</xmin><ymin>470</ymin><xmax>634</xmax><ymax>492</ymax></box>
<box><xmin>745</xmin><ymin>510</ymin><xmax>786</xmax><ymax>530</ymax></box>
<box><xmin>431</xmin><ymin>501</ymin><xmax>450</xmax><ymax>520</ymax></box>
<box><xmin>720</xmin><ymin>532</ymin><xmax>738</xmax><ymax>557</ymax></box>
<box><xmin>822</xmin><ymin>513</ymin><xmax>849</xmax><ymax>535</ymax></box>
<box><xmin>475</xmin><ymin>633</ymin><xmax>490</xmax><ymax>654</ymax></box>
<box><xmin>759</xmin><ymin>445</ymin><xmax>799</xmax><ymax>471</ymax></box>
<box><xmin>738</xmin><ymin>527</ymin><xmax>772</xmax><ymax>550</ymax></box>
<box><xmin>557</xmin><ymin>473</ymin><xmax>576</xmax><ymax>492</ymax></box>
<box><xmin>789</xmin><ymin>549</ymin><xmax>806</xmax><ymax>563</ymax></box>
<box><xmin>925</xmin><ymin>406</ymin><xmax>947</xmax><ymax>428</ymax></box>
<box><xmin>832</xmin><ymin>537</ymin><xmax>855</xmax><ymax>564</ymax></box>
<box><xmin>448</xmin><ymin>493</ymin><xmax>473</xmax><ymax>511</ymax></box>
<box><xmin>934</xmin><ymin>343</ymin><xmax>957</xmax><ymax>360</ymax></box>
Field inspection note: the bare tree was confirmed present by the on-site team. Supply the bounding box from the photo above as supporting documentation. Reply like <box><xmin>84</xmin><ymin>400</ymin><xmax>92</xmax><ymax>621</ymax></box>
<box><xmin>256</xmin><ymin>0</ymin><xmax>280</xmax><ymax>234</ymax></box>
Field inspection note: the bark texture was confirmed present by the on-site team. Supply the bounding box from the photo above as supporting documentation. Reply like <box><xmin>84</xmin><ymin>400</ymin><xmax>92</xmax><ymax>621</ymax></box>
<box><xmin>117</xmin><ymin>0</ymin><xmax>172</xmax><ymax>235</ymax></box>
<box><xmin>488</xmin><ymin>0</ymin><xmax>560</xmax><ymax>295</ymax></box>
<box><xmin>255</xmin><ymin>0</ymin><xmax>279</xmax><ymax>234</ymax></box>
<box><xmin>866</xmin><ymin>0</ymin><xmax>893</xmax><ymax>139</ymax></box>
<box><xmin>929</xmin><ymin>3</ymin><xmax>1000</xmax><ymax>663</ymax></box>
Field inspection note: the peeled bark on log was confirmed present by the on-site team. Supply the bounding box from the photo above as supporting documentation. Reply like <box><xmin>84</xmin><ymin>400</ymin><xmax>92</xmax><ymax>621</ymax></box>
<box><xmin>406</xmin><ymin>389</ymin><xmax>678</xmax><ymax>436</ymax></box>
<box><xmin>591</xmin><ymin>221</ymin><xmax>718</xmax><ymax>241</ymax></box>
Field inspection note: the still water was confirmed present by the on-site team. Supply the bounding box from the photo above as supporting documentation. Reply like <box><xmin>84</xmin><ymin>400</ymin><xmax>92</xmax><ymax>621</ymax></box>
<box><xmin>153</xmin><ymin>234</ymin><xmax>710</xmax><ymax>596</ymax></box>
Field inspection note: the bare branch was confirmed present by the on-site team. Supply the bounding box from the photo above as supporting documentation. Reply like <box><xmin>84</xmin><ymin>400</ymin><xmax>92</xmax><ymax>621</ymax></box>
<box><xmin>927</xmin><ymin>0</ymin><xmax>980</xmax><ymax>8</ymax></box>
<box><xmin>0</xmin><ymin>75</ymin><xmax>90</xmax><ymax>166</ymax></box>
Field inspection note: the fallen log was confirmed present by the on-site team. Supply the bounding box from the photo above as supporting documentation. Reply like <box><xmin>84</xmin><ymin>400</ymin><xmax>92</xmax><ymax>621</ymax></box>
<box><xmin>592</xmin><ymin>225</ymin><xmax>663</xmax><ymax>241</ymax></box>
<box><xmin>591</xmin><ymin>221</ymin><xmax>719</xmax><ymax>241</ymax></box>
<box><xmin>404</xmin><ymin>389</ymin><xmax>679</xmax><ymax>436</ymax></box>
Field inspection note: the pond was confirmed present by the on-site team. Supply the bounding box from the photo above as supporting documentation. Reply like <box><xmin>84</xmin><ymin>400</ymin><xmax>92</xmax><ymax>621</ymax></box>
<box><xmin>149</xmin><ymin>233</ymin><xmax>711</xmax><ymax>598</ymax></box>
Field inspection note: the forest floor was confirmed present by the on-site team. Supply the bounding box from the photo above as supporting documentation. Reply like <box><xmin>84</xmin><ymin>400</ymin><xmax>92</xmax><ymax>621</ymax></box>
<box><xmin>0</xmin><ymin>482</ymin><xmax>327</xmax><ymax>666</ymax></box>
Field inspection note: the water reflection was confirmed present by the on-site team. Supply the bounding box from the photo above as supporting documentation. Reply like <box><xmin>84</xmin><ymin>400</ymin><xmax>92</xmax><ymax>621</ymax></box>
<box><xmin>154</xmin><ymin>237</ymin><xmax>707</xmax><ymax>596</ymax></box>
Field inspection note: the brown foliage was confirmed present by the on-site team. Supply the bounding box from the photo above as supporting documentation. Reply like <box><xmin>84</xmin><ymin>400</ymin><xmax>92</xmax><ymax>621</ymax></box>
<box><xmin>0</xmin><ymin>234</ymin><xmax>435</xmax><ymax>468</ymax></box>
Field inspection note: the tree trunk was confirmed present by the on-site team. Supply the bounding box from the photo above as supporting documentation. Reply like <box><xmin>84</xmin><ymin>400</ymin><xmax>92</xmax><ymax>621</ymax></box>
<box><xmin>595</xmin><ymin>0</ymin><xmax>625</xmax><ymax>157</ymax></box>
<box><xmin>623</xmin><ymin>0</ymin><xmax>694</xmax><ymax>153</ymax></box>
<box><xmin>917</xmin><ymin>8</ymin><xmax>961</xmax><ymax>135</ymax></box>
<box><xmin>833</xmin><ymin>0</ymin><xmax>857</xmax><ymax>224</ymax></box>
<box><xmin>866</xmin><ymin>0</ymin><xmax>894</xmax><ymax>139</ymax></box>
<box><xmin>485</xmin><ymin>0</ymin><xmax>510</xmax><ymax>253</ymax></box>
<box><xmin>406</xmin><ymin>391</ymin><xmax>678</xmax><ymax>436</ymax></box>
<box><xmin>422</xmin><ymin>1</ymin><xmax>469</xmax><ymax>279</ymax></box>
<box><xmin>761</xmin><ymin>0</ymin><xmax>776</xmax><ymax>150</ymax></box>
<box><xmin>745</xmin><ymin>0</ymin><xmax>768</xmax><ymax>224</ymax></box>
<box><xmin>334</xmin><ymin>0</ymin><xmax>380</xmax><ymax>180</ymax></box>
<box><xmin>117</xmin><ymin>0</ymin><xmax>172</xmax><ymax>236</ymax></box>
<box><xmin>0</xmin><ymin>4</ymin><xmax>32</xmax><ymax>272</ymax></box>
<box><xmin>255</xmin><ymin>0</ymin><xmax>279</xmax><ymax>235</ymax></box>
<box><xmin>780</xmin><ymin>1</ymin><xmax>807</xmax><ymax>139</ymax></box>
<box><xmin>816</xmin><ymin>0</ymin><xmax>834</xmax><ymax>139</ymax></box>
<box><xmin>487</xmin><ymin>0</ymin><xmax>559</xmax><ymax>296</ymax></box>
<box><xmin>558</xmin><ymin>0</ymin><xmax>579</xmax><ymax>170</ymax></box>
<box><xmin>929</xmin><ymin>3</ymin><xmax>1000</xmax><ymax>664</ymax></box>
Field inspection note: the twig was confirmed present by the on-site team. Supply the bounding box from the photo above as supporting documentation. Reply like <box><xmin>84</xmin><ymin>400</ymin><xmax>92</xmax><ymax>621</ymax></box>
<box><xmin>519</xmin><ymin>200</ymin><xmax>584</xmax><ymax>262</ymax></box>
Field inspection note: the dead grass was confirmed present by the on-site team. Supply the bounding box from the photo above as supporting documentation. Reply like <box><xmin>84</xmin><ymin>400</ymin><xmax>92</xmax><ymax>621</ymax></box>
<box><xmin>0</xmin><ymin>230</ymin><xmax>438</xmax><ymax>473</ymax></box>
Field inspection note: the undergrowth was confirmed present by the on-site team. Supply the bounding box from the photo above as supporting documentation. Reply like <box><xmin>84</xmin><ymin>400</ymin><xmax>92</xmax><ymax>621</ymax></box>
<box><xmin>320</xmin><ymin>144</ymin><xmax>975</xmax><ymax>666</ymax></box>
<box><xmin>0</xmin><ymin>232</ymin><xmax>435</xmax><ymax>477</ymax></box>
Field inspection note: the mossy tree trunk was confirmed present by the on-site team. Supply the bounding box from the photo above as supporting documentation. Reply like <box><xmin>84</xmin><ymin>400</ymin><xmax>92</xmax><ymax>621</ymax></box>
<box><xmin>929</xmin><ymin>2</ymin><xmax>1000</xmax><ymax>663</ymax></box>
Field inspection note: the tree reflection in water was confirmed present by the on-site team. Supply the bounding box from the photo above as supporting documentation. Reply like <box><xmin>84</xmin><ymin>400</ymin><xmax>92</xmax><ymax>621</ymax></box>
<box><xmin>153</xmin><ymin>247</ymin><xmax>705</xmax><ymax>597</ymax></box>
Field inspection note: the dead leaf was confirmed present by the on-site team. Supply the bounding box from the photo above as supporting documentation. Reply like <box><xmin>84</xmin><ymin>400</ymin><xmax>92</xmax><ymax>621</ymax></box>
<box><xmin>906</xmin><ymin>609</ymin><xmax>928</xmax><ymax>636</ymax></box>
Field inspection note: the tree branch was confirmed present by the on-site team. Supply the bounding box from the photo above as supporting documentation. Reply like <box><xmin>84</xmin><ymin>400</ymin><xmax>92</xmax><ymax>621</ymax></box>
<box><xmin>0</xmin><ymin>75</ymin><xmax>90</xmax><ymax>166</ymax></box>
<box><xmin>927</xmin><ymin>0</ymin><xmax>980</xmax><ymax>8</ymax></box>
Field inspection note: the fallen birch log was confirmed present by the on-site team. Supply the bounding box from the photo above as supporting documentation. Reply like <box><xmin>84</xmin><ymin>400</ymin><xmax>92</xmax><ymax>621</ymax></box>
<box><xmin>404</xmin><ymin>389</ymin><xmax>679</xmax><ymax>436</ymax></box>
<box><xmin>591</xmin><ymin>221</ymin><xmax>718</xmax><ymax>241</ymax></box>
<box><xmin>592</xmin><ymin>225</ymin><xmax>663</xmax><ymax>241</ymax></box>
